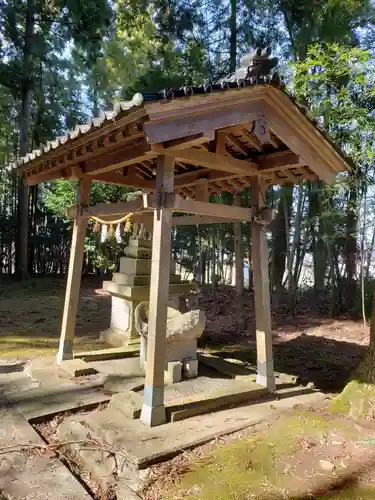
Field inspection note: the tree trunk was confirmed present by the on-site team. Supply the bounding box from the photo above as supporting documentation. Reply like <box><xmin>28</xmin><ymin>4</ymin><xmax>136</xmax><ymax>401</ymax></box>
<box><xmin>289</xmin><ymin>185</ymin><xmax>304</xmax><ymax>308</ymax></box>
<box><xmin>16</xmin><ymin>0</ymin><xmax>35</xmax><ymax>279</ymax></box>
<box><xmin>211</xmin><ymin>228</ymin><xmax>216</xmax><ymax>290</ymax></box>
<box><xmin>273</xmin><ymin>185</ymin><xmax>293</xmax><ymax>290</ymax></box>
<box><xmin>229</xmin><ymin>0</ymin><xmax>237</xmax><ymax>73</ymax></box>
<box><xmin>366</xmin><ymin>224</ymin><xmax>375</xmax><ymax>282</ymax></box>
<box><xmin>309</xmin><ymin>182</ymin><xmax>326</xmax><ymax>294</ymax></box>
<box><xmin>345</xmin><ymin>172</ymin><xmax>358</xmax><ymax>311</ymax></box>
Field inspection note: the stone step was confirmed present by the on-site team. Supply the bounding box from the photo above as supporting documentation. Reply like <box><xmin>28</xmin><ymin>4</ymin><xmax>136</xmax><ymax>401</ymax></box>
<box><xmin>103</xmin><ymin>281</ymin><xmax>191</xmax><ymax>301</ymax></box>
<box><xmin>113</xmin><ymin>272</ymin><xmax>182</xmax><ymax>286</ymax></box>
<box><xmin>5</xmin><ymin>379</ymin><xmax>109</xmax><ymax>422</ymax></box>
<box><xmin>0</xmin><ymin>404</ymin><xmax>92</xmax><ymax>499</ymax></box>
<box><xmin>119</xmin><ymin>257</ymin><xmax>151</xmax><ymax>275</ymax></box>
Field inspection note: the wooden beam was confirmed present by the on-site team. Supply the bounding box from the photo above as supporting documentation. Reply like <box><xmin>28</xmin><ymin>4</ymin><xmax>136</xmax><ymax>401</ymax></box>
<box><xmin>262</xmin><ymin>95</ymin><xmax>338</xmax><ymax>182</ymax></box>
<box><xmin>144</xmin><ymin>102</ymin><xmax>263</xmax><ymax>144</ymax></box>
<box><xmin>92</xmin><ymin>171</ymin><xmax>155</xmax><ymax>190</ymax></box>
<box><xmin>85</xmin><ymin>142</ymin><xmax>157</xmax><ymax>175</ymax></box>
<box><xmin>57</xmin><ymin>177</ymin><xmax>92</xmax><ymax>364</ymax></box>
<box><xmin>153</xmin><ymin>146</ymin><xmax>258</xmax><ymax>176</ymax></box>
<box><xmin>66</xmin><ymin>197</ymin><xmax>146</xmax><ymax>218</ymax></box>
<box><xmin>24</xmin><ymin>168</ymin><xmax>62</xmax><ymax>185</ymax></box>
<box><xmin>257</xmin><ymin>151</ymin><xmax>302</xmax><ymax>171</ymax></box>
<box><xmin>250</xmin><ymin>177</ymin><xmax>275</xmax><ymax>391</ymax></box>
<box><xmin>195</xmin><ymin>178</ymin><xmax>209</xmax><ymax>201</ymax></box>
<box><xmin>162</xmin><ymin>132</ymin><xmax>214</xmax><ymax>151</ymax></box>
<box><xmin>145</xmin><ymin>86</ymin><xmax>269</xmax><ymax>120</ymax></box>
<box><xmin>215</xmin><ymin>130</ymin><xmax>228</xmax><ymax>156</ymax></box>
<box><xmin>172</xmin><ymin>195</ymin><xmax>252</xmax><ymax>221</ymax></box>
<box><xmin>172</xmin><ymin>215</ymin><xmax>241</xmax><ymax>226</ymax></box>
<box><xmin>141</xmin><ymin>155</ymin><xmax>175</xmax><ymax>427</ymax></box>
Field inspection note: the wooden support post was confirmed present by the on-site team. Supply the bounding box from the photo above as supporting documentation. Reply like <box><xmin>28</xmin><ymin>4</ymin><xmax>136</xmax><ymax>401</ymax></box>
<box><xmin>250</xmin><ymin>178</ymin><xmax>275</xmax><ymax>391</ymax></box>
<box><xmin>57</xmin><ymin>177</ymin><xmax>92</xmax><ymax>364</ymax></box>
<box><xmin>140</xmin><ymin>155</ymin><xmax>175</xmax><ymax>427</ymax></box>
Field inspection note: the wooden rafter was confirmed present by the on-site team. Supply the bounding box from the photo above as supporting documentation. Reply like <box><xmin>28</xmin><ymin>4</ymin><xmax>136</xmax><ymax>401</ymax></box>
<box><xmin>241</xmin><ymin>128</ymin><xmax>263</xmax><ymax>152</ymax></box>
<box><xmin>227</xmin><ymin>134</ymin><xmax>249</xmax><ymax>155</ymax></box>
<box><xmin>22</xmin><ymin>114</ymin><xmax>146</xmax><ymax>179</ymax></box>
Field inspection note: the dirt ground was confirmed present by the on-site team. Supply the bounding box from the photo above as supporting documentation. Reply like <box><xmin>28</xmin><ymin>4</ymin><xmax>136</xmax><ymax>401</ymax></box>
<box><xmin>197</xmin><ymin>286</ymin><xmax>368</xmax><ymax>393</ymax></box>
<box><xmin>0</xmin><ymin>276</ymin><xmax>110</xmax><ymax>358</ymax></box>
<box><xmin>0</xmin><ymin>278</ymin><xmax>372</xmax><ymax>499</ymax></box>
<box><xmin>0</xmin><ymin>279</ymin><xmax>368</xmax><ymax>393</ymax></box>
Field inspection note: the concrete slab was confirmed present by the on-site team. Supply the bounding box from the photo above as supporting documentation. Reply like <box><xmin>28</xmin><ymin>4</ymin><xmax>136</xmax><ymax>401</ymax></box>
<box><xmin>0</xmin><ymin>369</ymin><xmax>39</xmax><ymax>395</ymax></box>
<box><xmin>0</xmin><ymin>404</ymin><xmax>91</xmax><ymax>499</ymax></box>
<box><xmin>57</xmin><ymin>386</ymin><xmax>325</xmax><ymax>494</ymax></box>
<box><xmin>5</xmin><ymin>381</ymin><xmax>110</xmax><ymax>422</ymax></box>
<box><xmin>198</xmin><ymin>353</ymin><xmax>255</xmax><ymax>378</ymax></box>
<box><xmin>58</xmin><ymin>358</ymin><xmax>98</xmax><ymax>378</ymax></box>
<box><xmin>111</xmin><ymin>379</ymin><xmax>268</xmax><ymax>422</ymax></box>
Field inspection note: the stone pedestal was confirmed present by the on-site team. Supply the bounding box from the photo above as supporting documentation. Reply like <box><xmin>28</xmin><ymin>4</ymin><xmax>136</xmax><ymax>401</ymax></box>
<box><xmin>101</xmin><ymin>238</ymin><xmax>191</xmax><ymax>348</ymax></box>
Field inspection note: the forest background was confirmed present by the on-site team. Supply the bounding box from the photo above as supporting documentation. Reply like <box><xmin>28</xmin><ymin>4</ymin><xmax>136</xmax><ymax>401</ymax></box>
<box><xmin>1</xmin><ymin>0</ymin><xmax>375</xmax><ymax>318</ymax></box>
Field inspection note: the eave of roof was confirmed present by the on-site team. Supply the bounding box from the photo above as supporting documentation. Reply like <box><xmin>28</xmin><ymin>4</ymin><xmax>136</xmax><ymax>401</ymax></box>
<box><xmin>15</xmin><ymin>77</ymin><xmax>351</xmax><ymax>193</ymax></box>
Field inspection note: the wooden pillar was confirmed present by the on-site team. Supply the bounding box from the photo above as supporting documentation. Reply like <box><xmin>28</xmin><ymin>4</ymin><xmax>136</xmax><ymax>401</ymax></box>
<box><xmin>140</xmin><ymin>155</ymin><xmax>174</xmax><ymax>427</ymax></box>
<box><xmin>56</xmin><ymin>177</ymin><xmax>92</xmax><ymax>364</ymax></box>
<box><xmin>250</xmin><ymin>178</ymin><xmax>275</xmax><ymax>391</ymax></box>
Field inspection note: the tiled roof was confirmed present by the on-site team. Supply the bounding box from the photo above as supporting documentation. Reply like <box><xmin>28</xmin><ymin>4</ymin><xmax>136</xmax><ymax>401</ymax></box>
<box><xmin>16</xmin><ymin>94</ymin><xmax>144</xmax><ymax>167</ymax></box>
<box><xmin>16</xmin><ymin>50</ymin><xmax>352</xmax><ymax>174</ymax></box>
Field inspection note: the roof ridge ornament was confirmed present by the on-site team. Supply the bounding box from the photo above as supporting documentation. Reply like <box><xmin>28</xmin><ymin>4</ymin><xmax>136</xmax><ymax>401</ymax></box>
<box><xmin>240</xmin><ymin>47</ymin><xmax>279</xmax><ymax>83</ymax></box>
<box><xmin>220</xmin><ymin>47</ymin><xmax>279</xmax><ymax>86</ymax></box>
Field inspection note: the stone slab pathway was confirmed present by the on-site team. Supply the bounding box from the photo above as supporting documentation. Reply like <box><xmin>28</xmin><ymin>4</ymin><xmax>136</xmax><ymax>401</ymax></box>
<box><xmin>0</xmin><ymin>400</ymin><xmax>91</xmax><ymax>499</ymax></box>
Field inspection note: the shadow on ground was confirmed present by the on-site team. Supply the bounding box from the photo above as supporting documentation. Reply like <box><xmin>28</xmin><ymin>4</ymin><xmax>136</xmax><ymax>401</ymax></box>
<box><xmin>204</xmin><ymin>334</ymin><xmax>365</xmax><ymax>393</ymax></box>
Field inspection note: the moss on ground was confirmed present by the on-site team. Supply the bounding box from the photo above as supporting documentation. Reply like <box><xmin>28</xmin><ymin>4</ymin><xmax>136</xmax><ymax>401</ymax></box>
<box><xmin>330</xmin><ymin>380</ymin><xmax>375</xmax><ymax>419</ymax></box>
<box><xmin>164</xmin><ymin>411</ymin><xmax>362</xmax><ymax>500</ymax></box>
<box><xmin>319</xmin><ymin>488</ymin><xmax>375</xmax><ymax>499</ymax></box>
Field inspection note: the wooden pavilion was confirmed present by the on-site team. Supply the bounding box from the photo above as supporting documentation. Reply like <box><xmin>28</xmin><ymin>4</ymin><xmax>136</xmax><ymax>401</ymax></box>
<box><xmin>18</xmin><ymin>79</ymin><xmax>349</xmax><ymax>427</ymax></box>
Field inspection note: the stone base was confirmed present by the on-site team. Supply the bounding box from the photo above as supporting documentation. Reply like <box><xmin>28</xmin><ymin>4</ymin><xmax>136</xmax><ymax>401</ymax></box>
<box><xmin>100</xmin><ymin>327</ymin><xmax>139</xmax><ymax>348</ymax></box>
<box><xmin>140</xmin><ymin>404</ymin><xmax>167</xmax><ymax>427</ymax></box>
<box><xmin>165</xmin><ymin>361</ymin><xmax>183</xmax><ymax>384</ymax></box>
<box><xmin>102</xmin><ymin>293</ymin><xmax>185</xmax><ymax>348</ymax></box>
<box><xmin>256</xmin><ymin>373</ymin><xmax>276</xmax><ymax>391</ymax></box>
<box><xmin>183</xmin><ymin>358</ymin><xmax>198</xmax><ymax>379</ymax></box>
<box><xmin>58</xmin><ymin>359</ymin><xmax>98</xmax><ymax>378</ymax></box>
<box><xmin>56</xmin><ymin>386</ymin><xmax>324</xmax><ymax>494</ymax></box>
